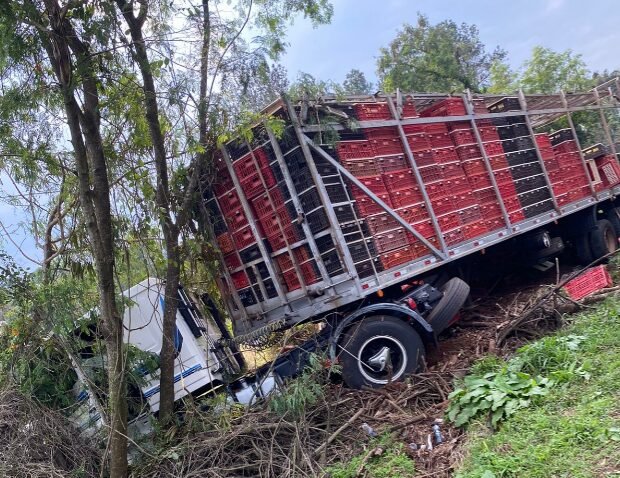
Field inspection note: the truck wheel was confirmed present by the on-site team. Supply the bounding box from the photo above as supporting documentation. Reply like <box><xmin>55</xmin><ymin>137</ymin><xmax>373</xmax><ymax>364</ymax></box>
<box><xmin>575</xmin><ymin>232</ymin><xmax>594</xmax><ymax>265</ymax></box>
<box><xmin>589</xmin><ymin>219</ymin><xmax>617</xmax><ymax>260</ymax></box>
<box><xmin>425</xmin><ymin>277</ymin><xmax>470</xmax><ymax>334</ymax></box>
<box><xmin>339</xmin><ymin>316</ymin><xmax>424</xmax><ymax>389</ymax></box>
<box><xmin>606</xmin><ymin>208</ymin><xmax>620</xmax><ymax>237</ymax></box>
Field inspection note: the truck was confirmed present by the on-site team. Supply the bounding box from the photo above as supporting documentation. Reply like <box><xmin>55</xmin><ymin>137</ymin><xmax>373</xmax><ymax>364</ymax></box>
<box><xmin>202</xmin><ymin>79</ymin><xmax>620</xmax><ymax>389</ymax></box>
<box><xmin>73</xmin><ymin>79</ymin><xmax>620</xmax><ymax>433</ymax></box>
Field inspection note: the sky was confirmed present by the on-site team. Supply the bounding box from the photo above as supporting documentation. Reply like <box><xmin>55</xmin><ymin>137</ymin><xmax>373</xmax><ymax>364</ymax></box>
<box><xmin>279</xmin><ymin>0</ymin><xmax>620</xmax><ymax>85</ymax></box>
<box><xmin>3</xmin><ymin>0</ymin><xmax>620</xmax><ymax>269</ymax></box>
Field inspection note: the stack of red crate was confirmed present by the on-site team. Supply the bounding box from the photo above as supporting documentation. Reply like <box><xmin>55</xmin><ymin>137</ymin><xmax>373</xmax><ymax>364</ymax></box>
<box><xmin>274</xmin><ymin>246</ymin><xmax>320</xmax><ymax>292</ymax></box>
<box><xmin>549</xmin><ymin>133</ymin><xmax>591</xmax><ymax>205</ymax></box>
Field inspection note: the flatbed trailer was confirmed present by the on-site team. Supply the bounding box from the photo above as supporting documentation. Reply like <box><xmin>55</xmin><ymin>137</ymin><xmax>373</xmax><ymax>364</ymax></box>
<box><xmin>204</xmin><ymin>79</ymin><xmax>620</xmax><ymax>388</ymax></box>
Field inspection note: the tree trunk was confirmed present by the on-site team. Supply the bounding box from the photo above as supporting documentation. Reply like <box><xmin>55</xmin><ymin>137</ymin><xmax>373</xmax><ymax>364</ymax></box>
<box><xmin>39</xmin><ymin>1</ymin><xmax>128</xmax><ymax>475</ymax></box>
<box><xmin>116</xmin><ymin>0</ymin><xmax>182</xmax><ymax>425</ymax></box>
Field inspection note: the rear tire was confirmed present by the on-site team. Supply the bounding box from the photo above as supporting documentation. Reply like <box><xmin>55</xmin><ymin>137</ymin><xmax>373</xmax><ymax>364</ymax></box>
<box><xmin>426</xmin><ymin>277</ymin><xmax>470</xmax><ymax>334</ymax></box>
<box><xmin>339</xmin><ymin>316</ymin><xmax>425</xmax><ymax>389</ymax></box>
<box><xmin>607</xmin><ymin>208</ymin><xmax>620</xmax><ymax>236</ymax></box>
<box><xmin>589</xmin><ymin>219</ymin><xmax>617</xmax><ymax>260</ymax></box>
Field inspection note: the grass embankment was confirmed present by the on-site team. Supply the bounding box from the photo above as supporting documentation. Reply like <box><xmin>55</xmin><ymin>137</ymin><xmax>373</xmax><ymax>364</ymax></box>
<box><xmin>455</xmin><ymin>298</ymin><xmax>620</xmax><ymax>477</ymax></box>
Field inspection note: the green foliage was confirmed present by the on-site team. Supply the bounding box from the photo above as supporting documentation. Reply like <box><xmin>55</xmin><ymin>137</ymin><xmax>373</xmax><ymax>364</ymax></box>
<box><xmin>326</xmin><ymin>434</ymin><xmax>415</xmax><ymax>478</ymax></box>
<box><xmin>486</xmin><ymin>60</ymin><xmax>517</xmax><ymax>94</ymax></box>
<box><xmin>521</xmin><ymin>46</ymin><xmax>592</xmax><ymax>93</ymax></box>
<box><xmin>377</xmin><ymin>13</ymin><xmax>506</xmax><ymax>93</ymax></box>
<box><xmin>342</xmin><ymin>69</ymin><xmax>374</xmax><ymax>95</ymax></box>
<box><xmin>448</xmin><ymin>370</ymin><xmax>553</xmax><ymax>428</ymax></box>
<box><xmin>456</xmin><ymin>299</ymin><xmax>620</xmax><ymax>478</ymax></box>
<box><xmin>268</xmin><ymin>353</ymin><xmax>335</xmax><ymax>418</ymax></box>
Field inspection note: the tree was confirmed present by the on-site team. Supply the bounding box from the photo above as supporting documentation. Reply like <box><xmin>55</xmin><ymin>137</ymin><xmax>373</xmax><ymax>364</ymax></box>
<box><xmin>377</xmin><ymin>13</ymin><xmax>506</xmax><ymax>93</ymax></box>
<box><xmin>112</xmin><ymin>0</ymin><xmax>333</xmax><ymax>425</ymax></box>
<box><xmin>520</xmin><ymin>46</ymin><xmax>592</xmax><ymax>94</ymax></box>
<box><xmin>487</xmin><ymin>60</ymin><xmax>517</xmax><ymax>94</ymax></box>
<box><xmin>0</xmin><ymin>2</ymin><xmax>129</xmax><ymax>475</ymax></box>
<box><xmin>342</xmin><ymin>69</ymin><xmax>374</xmax><ymax>95</ymax></box>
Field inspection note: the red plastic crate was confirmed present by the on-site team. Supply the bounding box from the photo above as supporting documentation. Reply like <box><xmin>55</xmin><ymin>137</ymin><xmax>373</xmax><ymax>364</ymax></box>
<box><xmin>401</xmin><ymin>99</ymin><xmax>418</xmax><ymax>119</ymax></box>
<box><xmin>343</xmin><ymin>157</ymin><xmax>380</xmax><ymax>177</ymax></box>
<box><xmin>462</xmin><ymin>159</ymin><xmax>487</xmax><ymax>177</ymax></box>
<box><xmin>564</xmin><ymin>265</ymin><xmax>612</xmax><ymax>300</ymax></box>
<box><xmin>463</xmin><ymin>222</ymin><xmax>490</xmax><ymax>240</ymax></box>
<box><xmin>438</xmin><ymin>213</ymin><xmax>461</xmax><ymax>231</ymax></box>
<box><xmin>226</xmin><ymin>206</ymin><xmax>249</xmax><ymax>231</ymax></box>
<box><xmin>397</xmin><ymin>204</ymin><xmax>429</xmax><ymax>224</ymax></box>
<box><xmin>218</xmin><ymin>189</ymin><xmax>242</xmax><ymax>215</ymax></box>
<box><xmin>282</xmin><ymin>260</ymin><xmax>321</xmax><ymax>291</ymax></box>
<box><xmin>433</xmin><ymin>147</ymin><xmax>460</xmax><ymax>164</ymax></box>
<box><xmin>377</xmin><ymin>154</ymin><xmax>408</xmax><ymax>173</ymax></box>
<box><xmin>380</xmin><ymin>246</ymin><xmax>414</xmax><ymax>269</ymax></box>
<box><xmin>456</xmin><ymin>144</ymin><xmax>483</xmax><ymax>162</ymax></box>
<box><xmin>424</xmin><ymin>122</ymin><xmax>450</xmax><ymax>134</ymax></box>
<box><xmin>223</xmin><ymin>251</ymin><xmax>241</xmax><ymax>272</ymax></box>
<box><xmin>403</xmin><ymin>124</ymin><xmax>426</xmax><ymax>135</ymax></box>
<box><xmin>352</xmin><ymin>175</ymin><xmax>388</xmax><ymax>195</ymax></box>
<box><xmin>268</xmin><ymin>224</ymin><xmax>301</xmax><ymax>251</ymax></box>
<box><xmin>231</xmin><ymin>270</ymin><xmax>250</xmax><ymax>289</ymax></box>
<box><xmin>411</xmin><ymin>219</ymin><xmax>436</xmax><ymax>238</ymax></box>
<box><xmin>252</xmin><ymin>187</ymin><xmax>287</xmax><ymax>219</ymax></box>
<box><xmin>407</xmin><ymin>133</ymin><xmax>433</xmax><ymax>153</ymax></box>
<box><xmin>355</xmin><ymin>194</ymin><xmax>393</xmax><ymax>216</ymax></box>
<box><xmin>411</xmin><ymin>236</ymin><xmax>440</xmax><ymax>257</ymax></box>
<box><xmin>426</xmin><ymin>178</ymin><xmax>471</xmax><ymax>200</ymax></box>
<box><xmin>421</xmin><ymin>98</ymin><xmax>467</xmax><ymax>117</ymax></box>
<box><xmin>553</xmin><ymin>140</ymin><xmax>578</xmax><ymax>155</ymax></box>
<box><xmin>535</xmin><ymin>133</ymin><xmax>552</xmax><ymax>149</ymax></box>
<box><xmin>390</xmin><ymin>188</ymin><xmax>423</xmax><ymax>208</ymax></box>
<box><xmin>486</xmin><ymin>216</ymin><xmax>506</xmax><ymax>231</ymax></box>
<box><xmin>412</xmin><ymin>149</ymin><xmax>436</xmax><ymax>167</ymax></box>
<box><xmin>258</xmin><ymin>209</ymin><xmax>285</xmax><ymax>237</ymax></box>
<box><xmin>276</xmin><ymin>249</ymin><xmax>310</xmax><ymax>272</ymax></box>
<box><xmin>427</xmin><ymin>132</ymin><xmax>454</xmax><ymax>149</ymax></box>
<box><xmin>420</xmin><ymin>162</ymin><xmax>466</xmax><ymax>183</ymax></box>
<box><xmin>552</xmin><ymin>181</ymin><xmax>570</xmax><ymax>196</ymax></box>
<box><xmin>509</xmin><ymin>210</ymin><xmax>526</xmax><ymax>223</ymax></box>
<box><xmin>480</xmin><ymin>201</ymin><xmax>503</xmax><ymax>219</ymax></box>
<box><xmin>337</xmin><ymin>140</ymin><xmax>376</xmax><ymax>160</ymax></box>
<box><xmin>457</xmin><ymin>205</ymin><xmax>483</xmax><ymax>225</ymax></box>
<box><xmin>556</xmin><ymin>151</ymin><xmax>582</xmax><ymax>166</ymax></box>
<box><xmin>468</xmin><ymin>172</ymin><xmax>493</xmax><ymax>191</ymax></box>
<box><xmin>366</xmin><ymin>127</ymin><xmax>399</xmax><ymax>140</ymax></box>
<box><xmin>543</xmin><ymin>155</ymin><xmax>560</xmax><ymax>172</ymax></box>
<box><xmin>375</xmin><ymin>228</ymin><xmax>412</xmax><ymax>253</ymax></box>
<box><xmin>366</xmin><ymin>212</ymin><xmax>400</xmax><ymax>235</ymax></box>
<box><xmin>232</xmin><ymin>225</ymin><xmax>256</xmax><ymax>250</ymax></box>
<box><xmin>371</xmin><ymin>137</ymin><xmax>403</xmax><ymax>155</ymax></box>
<box><xmin>478</xmin><ymin>125</ymin><xmax>501</xmax><ymax>143</ymax></box>
<box><xmin>443</xmin><ymin>228</ymin><xmax>465</xmax><ymax>246</ymax></box>
<box><xmin>216</xmin><ymin>232</ymin><xmax>235</xmax><ymax>254</ymax></box>
<box><xmin>484</xmin><ymin>141</ymin><xmax>504</xmax><ymax>157</ymax></box>
<box><xmin>233</xmin><ymin>149</ymin><xmax>269</xmax><ymax>180</ymax></box>
<box><xmin>475</xmin><ymin>187</ymin><xmax>500</xmax><ymax>205</ymax></box>
<box><xmin>240</xmin><ymin>168</ymin><xmax>276</xmax><ymax>199</ymax></box>
<box><xmin>213</xmin><ymin>173</ymin><xmax>234</xmax><ymax>197</ymax></box>
<box><xmin>354</xmin><ymin>102</ymin><xmax>391</xmax><ymax>120</ymax></box>
<box><xmin>384</xmin><ymin>169</ymin><xmax>416</xmax><ymax>191</ymax></box>
<box><xmin>450</xmin><ymin>128</ymin><xmax>476</xmax><ymax>146</ymax></box>
<box><xmin>599</xmin><ymin>156</ymin><xmax>620</xmax><ymax>186</ymax></box>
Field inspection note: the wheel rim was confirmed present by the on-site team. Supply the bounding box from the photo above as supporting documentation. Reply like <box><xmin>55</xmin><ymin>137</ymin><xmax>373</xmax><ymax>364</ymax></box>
<box><xmin>604</xmin><ymin>227</ymin><xmax>618</xmax><ymax>253</ymax></box>
<box><xmin>357</xmin><ymin>335</ymin><xmax>408</xmax><ymax>385</ymax></box>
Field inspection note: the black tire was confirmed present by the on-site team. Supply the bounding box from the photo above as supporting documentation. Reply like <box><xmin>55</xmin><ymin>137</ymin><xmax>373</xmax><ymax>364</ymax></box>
<box><xmin>426</xmin><ymin>277</ymin><xmax>470</xmax><ymax>334</ymax></box>
<box><xmin>339</xmin><ymin>316</ymin><xmax>425</xmax><ymax>389</ymax></box>
<box><xmin>575</xmin><ymin>232</ymin><xmax>594</xmax><ymax>265</ymax></box>
<box><xmin>607</xmin><ymin>208</ymin><xmax>620</xmax><ymax>237</ymax></box>
<box><xmin>589</xmin><ymin>219</ymin><xmax>618</xmax><ymax>260</ymax></box>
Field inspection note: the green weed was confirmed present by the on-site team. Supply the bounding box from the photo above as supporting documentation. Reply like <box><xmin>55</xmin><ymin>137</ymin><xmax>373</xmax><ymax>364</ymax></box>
<box><xmin>326</xmin><ymin>434</ymin><xmax>415</xmax><ymax>478</ymax></box>
<box><xmin>455</xmin><ymin>299</ymin><xmax>620</xmax><ymax>478</ymax></box>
